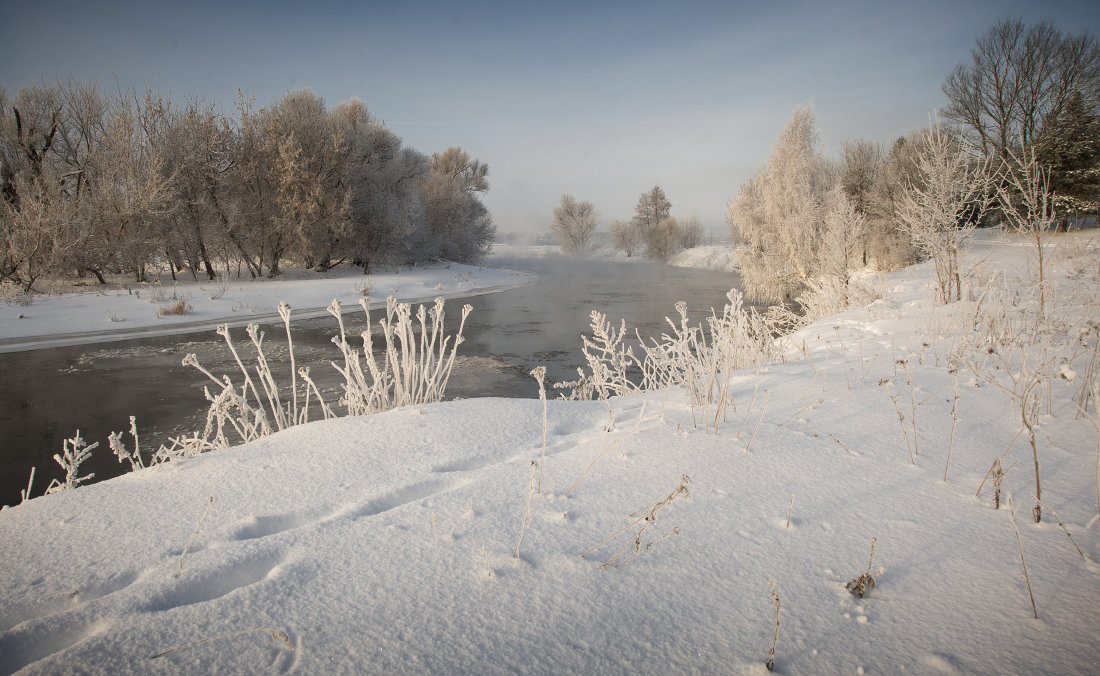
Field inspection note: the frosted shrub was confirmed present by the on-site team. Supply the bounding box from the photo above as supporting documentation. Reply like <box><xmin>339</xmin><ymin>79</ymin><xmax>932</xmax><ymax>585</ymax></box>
<box><xmin>45</xmin><ymin>432</ymin><xmax>98</xmax><ymax>494</ymax></box>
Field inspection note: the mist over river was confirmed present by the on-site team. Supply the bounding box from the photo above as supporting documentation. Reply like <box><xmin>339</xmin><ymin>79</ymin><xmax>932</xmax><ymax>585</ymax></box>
<box><xmin>0</xmin><ymin>252</ymin><xmax>756</xmax><ymax>506</ymax></box>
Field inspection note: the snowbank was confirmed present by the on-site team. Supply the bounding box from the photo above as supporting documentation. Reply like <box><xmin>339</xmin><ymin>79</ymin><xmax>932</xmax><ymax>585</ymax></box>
<box><xmin>1</xmin><ymin>232</ymin><xmax>1098</xmax><ymax>674</ymax></box>
<box><xmin>668</xmin><ymin>245</ymin><xmax>739</xmax><ymax>272</ymax></box>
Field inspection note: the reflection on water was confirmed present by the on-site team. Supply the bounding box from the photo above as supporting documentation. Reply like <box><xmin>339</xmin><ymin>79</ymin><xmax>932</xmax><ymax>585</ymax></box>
<box><xmin>0</xmin><ymin>252</ymin><xmax>754</xmax><ymax>506</ymax></box>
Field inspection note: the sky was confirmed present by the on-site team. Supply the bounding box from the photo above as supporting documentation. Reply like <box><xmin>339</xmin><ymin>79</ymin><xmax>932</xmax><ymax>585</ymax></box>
<box><xmin>2</xmin><ymin>0</ymin><xmax>1099</xmax><ymax>237</ymax></box>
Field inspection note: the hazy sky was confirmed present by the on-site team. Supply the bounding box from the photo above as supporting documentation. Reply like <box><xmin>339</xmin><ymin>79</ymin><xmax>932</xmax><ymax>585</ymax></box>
<box><xmin>3</xmin><ymin>0</ymin><xmax>1098</xmax><ymax>237</ymax></box>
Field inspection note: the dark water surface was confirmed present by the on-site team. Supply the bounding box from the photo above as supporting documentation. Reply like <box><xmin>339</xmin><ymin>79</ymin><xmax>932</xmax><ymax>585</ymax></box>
<box><xmin>0</xmin><ymin>253</ymin><xmax>753</xmax><ymax>506</ymax></box>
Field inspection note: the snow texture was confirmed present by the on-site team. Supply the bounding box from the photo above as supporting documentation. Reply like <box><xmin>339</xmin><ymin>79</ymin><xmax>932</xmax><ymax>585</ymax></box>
<box><xmin>1</xmin><ymin>232</ymin><xmax>1099</xmax><ymax>674</ymax></box>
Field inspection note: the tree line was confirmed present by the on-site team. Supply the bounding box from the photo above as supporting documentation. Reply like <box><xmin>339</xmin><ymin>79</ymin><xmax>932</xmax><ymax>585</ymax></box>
<box><xmin>0</xmin><ymin>80</ymin><xmax>495</xmax><ymax>291</ymax></box>
<box><xmin>727</xmin><ymin>18</ymin><xmax>1099</xmax><ymax>311</ymax></box>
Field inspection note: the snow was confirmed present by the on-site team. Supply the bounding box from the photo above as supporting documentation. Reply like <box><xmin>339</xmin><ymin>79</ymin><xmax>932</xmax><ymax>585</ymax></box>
<box><xmin>2</xmin><ymin>232</ymin><xmax>1099</xmax><ymax>674</ymax></box>
<box><xmin>0</xmin><ymin>262</ymin><xmax>536</xmax><ymax>353</ymax></box>
<box><xmin>668</xmin><ymin>244</ymin><xmax>740</xmax><ymax>273</ymax></box>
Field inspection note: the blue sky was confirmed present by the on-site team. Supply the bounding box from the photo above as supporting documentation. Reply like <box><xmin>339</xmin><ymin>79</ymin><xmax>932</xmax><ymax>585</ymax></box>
<box><xmin>3</xmin><ymin>0</ymin><xmax>1098</xmax><ymax>236</ymax></box>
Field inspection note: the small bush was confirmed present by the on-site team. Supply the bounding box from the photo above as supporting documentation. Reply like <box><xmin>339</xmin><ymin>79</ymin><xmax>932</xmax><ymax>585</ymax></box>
<box><xmin>156</xmin><ymin>299</ymin><xmax>193</xmax><ymax>317</ymax></box>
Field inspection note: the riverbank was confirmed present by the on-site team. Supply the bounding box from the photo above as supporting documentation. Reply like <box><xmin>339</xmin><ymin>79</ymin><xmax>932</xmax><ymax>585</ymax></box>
<box><xmin>0</xmin><ymin>262</ymin><xmax>537</xmax><ymax>353</ymax></box>
<box><xmin>1</xmin><ymin>231</ymin><xmax>1098</xmax><ymax>673</ymax></box>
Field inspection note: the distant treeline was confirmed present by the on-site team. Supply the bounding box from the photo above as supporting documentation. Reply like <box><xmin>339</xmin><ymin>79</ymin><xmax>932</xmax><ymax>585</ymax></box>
<box><xmin>0</xmin><ymin>79</ymin><xmax>494</xmax><ymax>291</ymax></box>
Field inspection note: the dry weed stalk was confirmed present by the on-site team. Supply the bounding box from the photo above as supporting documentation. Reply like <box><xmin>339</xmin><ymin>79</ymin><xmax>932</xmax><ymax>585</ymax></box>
<box><xmin>766</xmin><ymin>581</ymin><xmax>781</xmax><ymax>672</ymax></box>
<box><xmin>513</xmin><ymin>461</ymin><xmax>538</xmax><ymax>559</ymax></box>
<box><xmin>174</xmin><ymin>494</ymin><xmax>213</xmax><ymax>580</ymax></box>
<box><xmin>566</xmin><ymin>402</ymin><xmax>662</xmax><ymax>496</ymax></box>
<box><xmin>785</xmin><ymin>495</ymin><xmax>794</xmax><ymax>529</ymax></box>
<box><xmin>745</xmin><ymin>390</ymin><xmax>769</xmax><ymax>452</ymax></box>
<box><xmin>879</xmin><ymin>379</ymin><xmax>915</xmax><ymax>465</ymax></box>
<box><xmin>737</xmin><ymin>384</ymin><xmax>760</xmax><ymax>439</ymax></box>
<box><xmin>943</xmin><ymin>367</ymin><xmax>960</xmax><ymax>481</ymax></box>
<box><xmin>531</xmin><ymin>367</ymin><xmax>548</xmax><ymax>493</ymax></box>
<box><xmin>1036</xmin><ymin>500</ymin><xmax>1087</xmax><ymax>560</ymax></box>
<box><xmin>582</xmin><ymin>474</ymin><xmax>690</xmax><ymax>568</ymax></box>
<box><xmin>150</xmin><ymin>627</ymin><xmax>292</xmax><ymax>660</ymax></box>
<box><xmin>846</xmin><ymin>536</ymin><xmax>878</xmax><ymax>597</ymax></box>
<box><xmin>1007</xmin><ymin>496</ymin><xmax>1038</xmax><ymax>619</ymax></box>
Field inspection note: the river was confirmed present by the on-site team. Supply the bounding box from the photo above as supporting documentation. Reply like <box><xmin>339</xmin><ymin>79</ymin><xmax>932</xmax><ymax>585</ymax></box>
<box><xmin>0</xmin><ymin>252</ymin><xmax>755</xmax><ymax>507</ymax></box>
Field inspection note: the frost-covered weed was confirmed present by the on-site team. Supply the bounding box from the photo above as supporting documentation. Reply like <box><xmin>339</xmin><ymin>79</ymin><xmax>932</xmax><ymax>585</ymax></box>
<box><xmin>329</xmin><ymin>296</ymin><xmax>472</xmax><ymax>415</ymax></box>
<box><xmin>557</xmin><ymin>289</ymin><xmax>778</xmax><ymax>427</ymax></box>
<box><xmin>108</xmin><ymin>416</ymin><xmax>144</xmax><ymax>471</ymax></box>
<box><xmin>45</xmin><ymin>432</ymin><xmax>98</xmax><ymax>494</ymax></box>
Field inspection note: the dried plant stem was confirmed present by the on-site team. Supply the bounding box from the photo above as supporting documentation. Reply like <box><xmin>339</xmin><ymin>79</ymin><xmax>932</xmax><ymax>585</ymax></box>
<box><xmin>567</xmin><ymin>402</ymin><xmax>660</xmax><ymax>496</ymax></box>
<box><xmin>880</xmin><ymin>380</ymin><xmax>915</xmax><ymax>465</ymax></box>
<box><xmin>1007</xmin><ymin>496</ymin><xmax>1038</xmax><ymax>620</ymax></box>
<box><xmin>531</xmin><ymin>367</ymin><xmax>548</xmax><ymax>493</ymax></box>
<box><xmin>176</xmin><ymin>497</ymin><xmax>214</xmax><ymax>578</ymax></box>
<box><xmin>20</xmin><ymin>467</ymin><xmax>35</xmax><ymax>503</ymax></box>
<box><xmin>737</xmin><ymin>385</ymin><xmax>760</xmax><ymax>439</ymax></box>
<box><xmin>745</xmin><ymin>390</ymin><xmax>769</xmax><ymax>452</ymax></box>
<box><xmin>1036</xmin><ymin>500</ymin><xmax>1086</xmax><ymax>560</ymax></box>
<box><xmin>514</xmin><ymin>461</ymin><xmax>537</xmax><ymax>558</ymax></box>
<box><xmin>150</xmin><ymin>627</ymin><xmax>292</xmax><ymax>659</ymax></box>
<box><xmin>766</xmin><ymin>581</ymin><xmax>781</xmax><ymax>672</ymax></box>
<box><xmin>582</xmin><ymin>474</ymin><xmax>690</xmax><ymax>568</ymax></box>
<box><xmin>944</xmin><ymin>370</ymin><xmax>959</xmax><ymax>481</ymax></box>
<box><xmin>779</xmin><ymin>398</ymin><xmax>822</xmax><ymax>427</ymax></box>
<box><xmin>785</xmin><ymin>495</ymin><xmax>794</xmax><ymax>529</ymax></box>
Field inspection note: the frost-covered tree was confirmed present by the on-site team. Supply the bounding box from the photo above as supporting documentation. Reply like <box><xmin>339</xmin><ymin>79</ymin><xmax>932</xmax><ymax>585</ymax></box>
<box><xmin>550</xmin><ymin>194</ymin><xmax>598</xmax><ymax>253</ymax></box>
<box><xmin>678</xmin><ymin>214</ymin><xmax>703</xmax><ymax>249</ymax></box>
<box><xmin>159</xmin><ymin>99</ymin><xmax>234</xmax><ymax>280</ymax></box>
<box><xmin>632</xmin><ymin>185</ymin><xmax>672</xmax><ymax>259</ymax></box>
<box><xmin>609</xmin><ymin>219</ymin><xmax>642</xmax><ymax>257</ymax></box>
<box><xmin>896</xmin><ymin>119</ymin><xmax>992</xmax><ymax>304</ymax></box>
<box><xmin>647</xmin><ymin>216</ymin><xmax>681</xmax><ymax>262</ymax></box>
<box><xmin>422</xmin><ymin>146</ymin><xmax>494</xmax><ymax>263</ymax></box>
<box><xmin>864</xmin><ymin>132</ymin><xmax>923</xmax><ymax>271</ymax></box>
<box><xmin>728</xmin><ymin>106</ymin><xmax>832</xmax><ymax>303</ymax></box>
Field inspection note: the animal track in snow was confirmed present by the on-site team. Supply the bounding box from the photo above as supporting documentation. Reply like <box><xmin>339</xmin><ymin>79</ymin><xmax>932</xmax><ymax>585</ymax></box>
<box><xmin>349</xmin><ymin>479</ymin><xmax>459</xmax><ymax>519</ymax></box>
<box><xmin>0</xmin><ymin>617</ymin><xmax>108</xmax><ymax>674</ymax></box>
<box><xmin>0</xmin><ymin>571</ymin><xmax>137</xmax><ymax>632</ymax></box>
<box><xmin>141</xmin><ymin>550</ymin><xmax>285</xmax><ymax>613</ymax></box>
<box><xmin>232</xmin><ymin>511</ymin><xmax>324</xmax><ymax>542</ymax></box>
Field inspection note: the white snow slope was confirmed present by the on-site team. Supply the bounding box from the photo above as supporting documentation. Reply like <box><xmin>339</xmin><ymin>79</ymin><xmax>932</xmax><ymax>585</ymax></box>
<box><xmin>1</xmin><ymin>232</ymin><xmax>1098</xmax><ymax>674</ymax></box>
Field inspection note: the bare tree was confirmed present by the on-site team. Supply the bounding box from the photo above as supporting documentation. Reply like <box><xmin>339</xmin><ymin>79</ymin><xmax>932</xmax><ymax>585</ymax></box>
<box><xmin>996</xmin><ymin>143</ymin><xmax>1057</xmax><ymax>316</ymax></box>
<box><xmin>647</xmin><ymin>215</ymin><xmax>681</xmax><ymax>262</ymax></box>
<box><xmin>550</xmin><ymin>194</ymin><xmax>598</xmax><ymax>253</ymax></box>
<box><xmin>609</xmin><ymin>218</ymin><xmax>642</xmax><ymax>257</ymax></box>
<box><xmin>678</xmin><ymin>214</ymin><xmax>703</xmax><ymax>249</ymax></box>
<box><xmin>943</xmin><ymin>19</ymin><xmax>1100</xmax><ymax>160</ymax></box>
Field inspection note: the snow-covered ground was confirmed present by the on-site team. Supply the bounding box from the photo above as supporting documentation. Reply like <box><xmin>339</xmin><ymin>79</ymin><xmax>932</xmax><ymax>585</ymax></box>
<box><xmin>0</xmin><ymin>262</ymin><xmax>536</xmax><ymax>353</ymax></box>
<box><xmin>2</xmin><ymin>232</ymin><xmax>1099</xmax><ymax>674</ymax></box>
